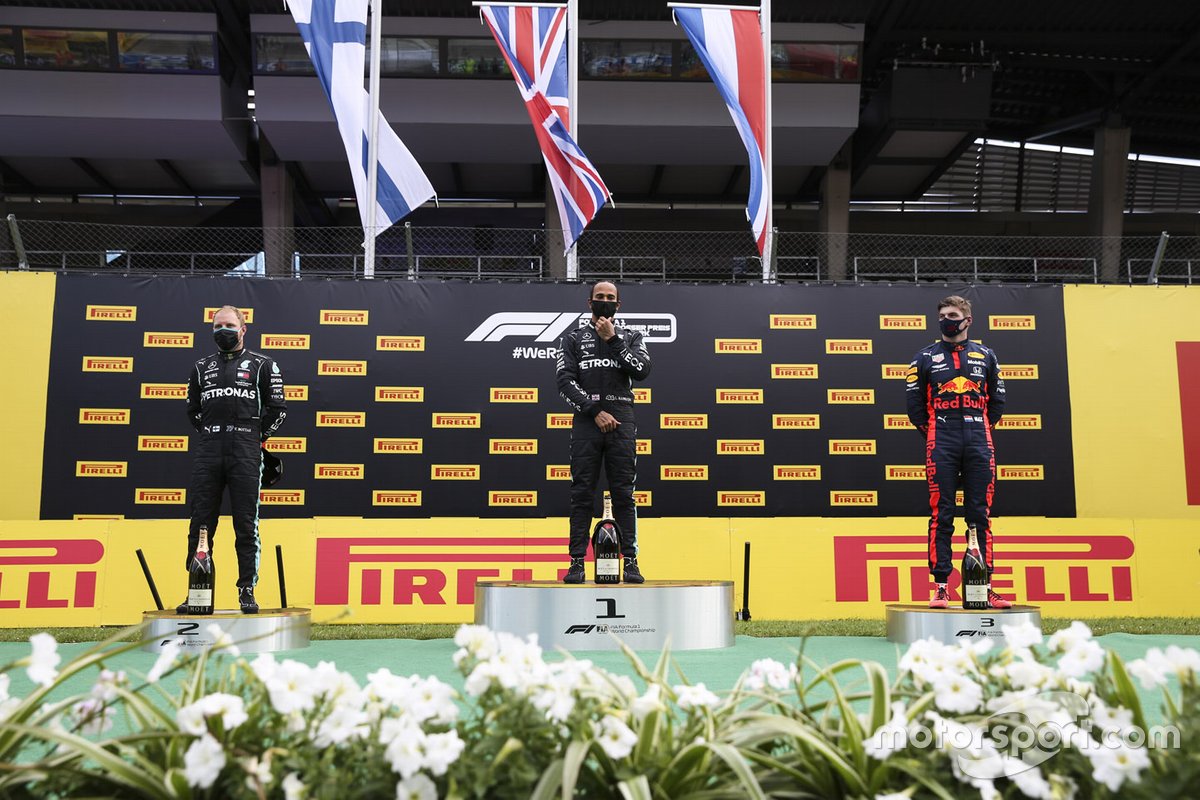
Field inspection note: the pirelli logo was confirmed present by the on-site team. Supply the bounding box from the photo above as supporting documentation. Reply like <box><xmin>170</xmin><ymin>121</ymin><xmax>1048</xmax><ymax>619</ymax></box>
<box><xmin>432</xmin><ymin>413</ymin><xmax>481</xmax><ymax>428</ymax></box>
<box><xmin>830</xmin><ymin>491</ymin><xmax>878</xmax><ymax>506</ymax></box>
<box><xmin>204</xmin><ymin>307</ymin><xmax>253</xmax><ymax>323</ymax></box>
<box><xmin>431</xmin><ymin>465</ymin><xmax>480</xmax><ymax>480</ymax></box>
<box><xmin>769</xmin><ymin>314</ymin><xmax>816</xmax><ymax>329</ymax></box>
<box><xmin>320</xmin><ymin>309</ymin><xmax>368</xmax><ymax>325</ymax></box>
<box><xmin>546</xmin><ymin>465</ymin><xmax>571</xmax><ymax>480</ymax></box>
<box><xmin>661</xmin><ymin>465</ymin><xmax>709</xmax><ymax>480</ymax></box>
<box><xmin>881</xmin><ymin>364</ymin><xmax>910</xmax><ymax>380</ymax></box>
<box><xmin>141</xmin><ymin>383</ymin><xmax>187</xmax><ymax>399</ymax></box>
<box><xmin>884</xmin><ymin>415</ymin><xmax>916</xmax><ymax>430</ymax></box>
<box><xmin>76</xmin><ymin>461</ymin><xmax>127</xmax><ymax>477</ymax></box>
<box><xmin>828</xmin><ymin>389</ymin><xmax>875</xmax><ymax>404</ymax></box>
<box><xmin>376</xmin><ymin>386</ymin><xmax>424</xmax><ymax>402</ymax></box>
<box><xmin>886</xmin><ymin>465</ymin><xmax>926</xmax><ymax>480</ymax></box>
<box><xmin>715</xmin><ymin>338</ymin><xmax>762</xmax><ymax>353</ymax></box>
<box><xmin>375</xmin><ymin>438</ymin><xmax>422</xmax><ymax>454</ymax></box>
<box><xmin>830</xmin><ymin>439</ymin><xmax>877</xmax><ymax>455</ymax></box>
<box><xmin>998</xmin><ymin>465</ymin><xmax>1045</xmax><ymax>480</ymax></box>
<box><xmin>660</xmin><ymin>414</ymin><xmax>708</xmax><ymax>429</ymax></box>
<box><xmin>490</xmin><ymin>388</ymin><xmax>538</xmax><ymax>403</ymax></box>
<box><xmin>316</xmin><ymin>412</ymin><xmax>365</xmax><ymax>427</ymax></box>
<box><xmin>319</xmin><ymin>360</ymin><xmax>367</xmax><ymax>376</ymax></box>
<box><xmin>546</xmin><ymin>414</ymin><xmax>573</xmax><ymax>429</ymax></box>
<box><xmin>260</xmin><ymin>334</ymin><xmax>310</xmax><ymax>350</ymax></box>
<box><xmin>377</xmin><ymin>336</ymin><xmax>425</xmax><ymax>351</ymax></box>
<box><xmin>634</xmin><ymin>387</ymin><xmax>651</xmax><ymax>403</ymax></box>
<box><xmin>880</xmin><ymin>315</ymin><xmax>925</xmax><ymax>330</ymax></box>
<box><xmin>825</xmin><ymin>339</ymin><xmax>873</xmax><ymax>354</ymax></box>
<box><xmin>266</xmin><ymin>437</ymin><xmax>307</xmax><ymax>453</ymax></box>
<box><xmin>717</xmin><ymin>440</ymin><xmax>764</xmax><ymax>455</ymax></box>
<box><xmin>315</xmin><ymin>464</ymin><xmax>364</xmax><ymax>479</ymax></box>
<box><xmin>87</xmin><ymin>305</ymin><xmax>137</xmax><ymax>321</ymax></box>
<box><xmin>137</xmin><ymin>436</ymin><xmax>187</xmax><ymax>452</ymax></box>
<box><xmin>489</xmin><ymin>491</ymin><xmax>537</xmax><ymax>507</ymax></box>
<box><xmin>73</xmin><ymin>514</ymin><xmax>124</xmax><ymax>520</ymax></box>
<box><xmin>772</xmin><ymin>364</ymin><xmax>817</xmax><ymax>379</ymax></box>
<box><xmin>996</xmin><ymin>414</ymin><xmax>1042</xmax><ymax>430</ymax></box>
<box><xmin>718</xmin><ymin>491</ymin><xmax>765</xmax><ymax>506</ymax></box>
<box><xmin>135</xmin><ymin>488</ymin><xmax>186</xmax><ymax>504</ymax></box>
<box><xmin>716</xmin><ymin>389</ymin><xmax>763</xmax><ymax>404</ymax></box>
<box><xmin>633</xmin><ymin>490</ymin><xmax>652</xmax><ymax>506</ymax></box>
<box><xmin>143</xmin><ymin>332</ymin><xmax>193</xmax><ymax>348</ymax></box>
<box><xmin>636</xmin><ymin>439</ymin><xmax>652</xmax><ymax>455</ymax></box>
<box><xmin>1001</xmin><ymin>365</ymin><xmax>1039</xmax><ymax>380</ymax></box>
<box><xmin>373</xmin><ymin>490</ymin><xmax>421</xmax><ymax>506</ymax></box>
<box><xmin>79</xmin><ymin>408</ymin><xmax>129</xmax><ymax>425</ymax></box>
<box><xmin>773</xmin><ymin>414</ymin><xmax>819</xmax><ymax>429</ymax></box>
<box><xmin>490</xmin><ymin>439</ymin><xmax>538</xmax><ymax>454</ymax></box>
<box><xmin>83</xmin><ymin>356</ymin><xmax>133</xmax><ymax>372</ymax></box>
<box><xmin>774</xmin><ymin>465</ymin><xmax>821</xmax><ymax>480</ymax></box>
<box><xmin>285</xmin><ymin>386</ymin><xmax>309</xmax><ymax>402</ymax></box>
<box><xmin>990</xmin><ymin>315</ymin><xmax>1036</xmax><ymax>330</ymax></box>
<box><xmin>260</xmin><ymin>489</ymin><xmax>305</xmax><ymax>505</ymax></box>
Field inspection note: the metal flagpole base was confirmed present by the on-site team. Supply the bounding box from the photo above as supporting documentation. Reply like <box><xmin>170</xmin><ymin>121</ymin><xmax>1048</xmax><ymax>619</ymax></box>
<box><xmin>885</xmin><ymin>604</ymin><xmax>1041</xmax><ymax>644</ymax></box>
<box><xmin>141</xmin><ymin>608</ymin><xmax>312</xmax><ymax>653</ymax></box>
<box><xmin>475</xmin><ymin>580</ymin><xmax>735</xmax><ymax>651</ymax></box>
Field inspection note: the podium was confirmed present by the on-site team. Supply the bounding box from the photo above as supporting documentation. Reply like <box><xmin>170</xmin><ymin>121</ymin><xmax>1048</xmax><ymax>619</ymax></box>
<box><xmin>140</xmin><ymin>608</ymin><xmax>312</xmax><ymax>653</ymax></box>
<box><xmin>474</xmin><ymin>580</ymin><xmax>735</xmax><ymax>651</ymax></box>
<box><xmin>886</xmin><ymin>604</ymin><xmax>1041</xmax><ymax>644</ymax></box>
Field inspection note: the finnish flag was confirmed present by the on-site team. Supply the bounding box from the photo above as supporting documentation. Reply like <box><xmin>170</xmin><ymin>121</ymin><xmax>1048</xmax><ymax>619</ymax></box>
<box><xmin>288</xmin><ymin>0</ymin><xmax>435</xmax><ymax>234</ymax></box>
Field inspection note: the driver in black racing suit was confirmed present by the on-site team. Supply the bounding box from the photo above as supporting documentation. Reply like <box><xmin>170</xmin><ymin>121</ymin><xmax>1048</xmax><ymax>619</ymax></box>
<box><xmin>555</xmin><ymin>281</ymin><xmax>652</xmax><ymax>584</ymax></box>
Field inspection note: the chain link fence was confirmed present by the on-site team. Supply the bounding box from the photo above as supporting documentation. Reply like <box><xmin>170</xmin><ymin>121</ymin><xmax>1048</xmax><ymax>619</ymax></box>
<box><xmin>1</xmin><ymin>216</ymin><xmax>1192</xmax><ymax>285</ymax></box>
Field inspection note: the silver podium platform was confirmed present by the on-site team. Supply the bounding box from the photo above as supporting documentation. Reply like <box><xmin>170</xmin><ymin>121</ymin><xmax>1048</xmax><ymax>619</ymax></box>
<box><xmin>141</xmin><ymin>608</ymin><xmax>312</xmax><ymax>653</ymax></box>
<box><xmin>886</xmin><ymin>604</ymin><xmax>1041</xmax><ymax>644</ymax></box>
<box><xmin>475</xmin><ymin>580</ymin><xmax>735</xmax><ymax>651</ymax></box>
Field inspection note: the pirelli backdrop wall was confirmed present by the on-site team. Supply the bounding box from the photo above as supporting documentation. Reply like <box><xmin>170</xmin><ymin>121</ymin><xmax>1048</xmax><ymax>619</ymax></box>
<box><xmin>33</xmin><ymin>273</ymin><xmax>1074</xmax><ymax>519</ymax></box>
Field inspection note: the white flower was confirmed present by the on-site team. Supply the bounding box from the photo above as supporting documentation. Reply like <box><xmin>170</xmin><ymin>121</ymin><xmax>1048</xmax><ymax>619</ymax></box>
<box><xmin>1046</xmin><ymin>621</ymin><xmax>1092</xmax><ymax>653</ymax></box>
<box><xmin>69</xmin><ymin>697</ymin><xmax>114</xmax><ymax>735</ymax></box>
<box><xmin>250</xmin><ymin>653</ymin><xmax>279</xmax><ymax>683</ymax></box>
<box><xmin>1002</xmin><ymin>621</ymin><xmax>1043</xmax><ymax>651</ymax></box>
<box><xmin>176</xmin><ymin>702</ymin><xmax>207</xmax><ymax>736</ymax></box>
<box><xmin>422</xmin><ymin>731</ymin><xmax>465</xmax><ymax>776</ymax></box>
<box><xmin>381</xmin><ymin>719</ymin><xmax>426</xmax><ymax>779</ymax></box>
<box><xmin>25</xmin><ymin>632</ymin><xmax>61</xmax><ymax>687</ymax></box>
<box><xmin>452</xmin><ymin>625</ymin><xmax>497</xmax><ymax>665</ymax></box>
<box><xmin>593</xmin><ymin>715</ymin><xmax>638</xmax><ymax>760</ymax></box>
<box><xmin>631</xmin><ymin>684</ymin><xmax>667</xmax><ymax>721</ymax></box>
<box><xmin>532</xmin><ymin>683</ymin><xmax>575</xmax><ymax>723</ymax></box>
<box><xmin>1085</xmin><ymin>741</ymin><xmax>1150</xmax><ymax>791</ymax></box>
<box><xmin>864</xmin><ymin>701</ymin><xmax>910</xmax><ymax>761</ymax></box>
<box><xmin>743</xmin><ymin>658</ymin><xmax>797</xmax><ymax>692</ymax></box>
<box><xmin>282</xmin><ymin>772</ymin><xmax>306</xmax><ymax>800</ymax></box>
<box><xmin>408</xmin><ymin>676</ymin><xmax>458</xmax><ymax>724</ymax></box>
<box><xmin>1126</xmin><ymin>657</ymin><xmax>1168</xmax><ymax>689</ymax></box>
<box><xmin>201</xmin><ymin>693</ymin><xmax>248</xmax><ymax>731</ymax></box>
<box><xmin>204</xmin><ymin>623</ymin><xmax>241</xmax><ymax>656</ymax></box>
<box><xmin>1056</xmin><ymin>640</ymin><xmax>1105</xmax><ymax>679</ymax></box>
<box><xmin>242</xmin><ymin>753</ymin><xmax>273</xmax><ymax>790</ymax></box>
<box><xmin>183</xmin><ymin>734</ymin><xmax>226</xmax><ymax>789</ymax></box>
<box><xmin>90</xmin><ymin>669</ymin><xmax>126</xmax><ymax>702</ymax></box>
<box><xmin>933</xmin><ymin>673</ymin><xmax>983</xmax><ymax>713</ymax></box>
<box><xmin>674</xmin><ymin>683</ymin><xmax>719</xmax><ymax>710</ymax></box>
<box><xmin>396</xmin><ymin>773</ymin><xmax>437</xmax><ymax>800</ymax></box>
<box><xmin>266</xmin><ymin>659</ymin><xmax>318</xmax><ymax>714</ymax></box>
<box><xmin>874</xmin><ymin>794</ymin><xmax>915</xmax><ymax>800</ymax></box>
<box><xmin>1161</xmin><ymin>645</ymin><xmax>1200</xmax><ymax>675</ymax></box>
<box><xmin>0</xmin><ymin>675</ymin><xmax>16</xmax><ymax>724</ymax></box>
<box><xmin>1005</xmin><ymin>656</ymin><xmax>1056</xmax><ymax>690</ymax></box>
<box><xmin>1010</xmin><ymin>765</ymin><xmax>1053</xmax><ymax>799</ymax></box>
<box><xmin>1088</xmin><ymin>698</ymin><xmax>1135</xmax><ymax>736</ymax></box>
<box><xmin>147</xmin><ymin>639</ymin><xmax>180</xmax><ymax>684</ymax></box>
<box><xmin>1130</xmin><ymin>645</ymin><xmax>1200</xmax><ymax>687</ymax></box>
<box><xmin>314</xmin><ymin>705</ymin><xmax>370</xmax><ymax>748</ymax></box>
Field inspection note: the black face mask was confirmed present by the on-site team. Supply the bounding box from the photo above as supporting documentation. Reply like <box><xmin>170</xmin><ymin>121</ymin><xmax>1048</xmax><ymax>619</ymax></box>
<box><xmin>213</xmin><ymin>328</ymin><xmax>241</xmax><ymax>351</ymax></box>
<box><xmin>939</xmin><ymin>317</ymin><xmax>968</xmax><ymax>337</ymax></box>
<box><xmin>590</xmin><ymin>299</ymin><xmax>618</xmax><ymax>319</ymax></box>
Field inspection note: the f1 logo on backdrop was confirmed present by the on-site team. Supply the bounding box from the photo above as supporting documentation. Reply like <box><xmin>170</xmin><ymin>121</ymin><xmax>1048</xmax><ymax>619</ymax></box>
<box><xmin>465</xmin><ymin>312</ymin><xmax>678</xmax><ymax>346</ymax></box>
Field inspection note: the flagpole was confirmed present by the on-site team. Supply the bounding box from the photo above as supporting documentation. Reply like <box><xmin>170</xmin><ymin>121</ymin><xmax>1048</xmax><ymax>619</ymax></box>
<box><xmin>761</xmin><ymin>0</ymin><xmax>773</xmax><ymax>283</ymax></box>
<box><xmin>364</xmin><ymin>0</ymin><xmax>384</xmax><ymax>279</ymax></box>
<box><xmin>565</xmin><ymin>0</ymin><xmax>580</xmax><ymax>280</ymax></box>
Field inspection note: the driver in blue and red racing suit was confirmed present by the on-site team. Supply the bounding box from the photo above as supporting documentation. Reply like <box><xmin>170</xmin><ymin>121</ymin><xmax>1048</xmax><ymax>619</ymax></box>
<box><xmin>907</xmin><ymin>295</ymin><xmax>1010</xmax><ymax>610</ymax></box>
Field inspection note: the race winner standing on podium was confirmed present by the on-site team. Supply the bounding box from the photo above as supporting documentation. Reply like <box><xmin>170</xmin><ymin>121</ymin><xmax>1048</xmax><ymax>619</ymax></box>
<box><xmin>907</xmin><ymin>295</ymin><xmax>1010</xmax><ymax>610</ymax></box>
<box><xmin>182</xmin><ymin>305</ymin><xmax>287</xmax><ymax>614</ymax></box>
<box><xmin>556</xmin><ymin>281</ymin><xmax>652</xmax><ymax>584</ymax></box>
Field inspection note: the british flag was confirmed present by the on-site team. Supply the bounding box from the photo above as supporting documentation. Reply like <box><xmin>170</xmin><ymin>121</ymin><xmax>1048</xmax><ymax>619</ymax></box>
<box><xmin>479</xmin><ymin>4</ymin><xmax>611</xmax><ymax>251</ymax></box>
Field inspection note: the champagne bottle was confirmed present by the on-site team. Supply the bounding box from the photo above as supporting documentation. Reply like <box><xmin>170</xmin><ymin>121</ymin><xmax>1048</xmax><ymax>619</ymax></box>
<box><xmin>592</xmin><ymin>493</ymin><xmax>621</xmax><ymax>585</ymax></box>
<box><xmin>961</xmin><ymin>524</ymin><xmax>989</xmax><ymax>610</ymax></box>
<box><xmin>187</xmin><ymin>525</ymin><xmax>215</xmax><ymax>615</ymax></box>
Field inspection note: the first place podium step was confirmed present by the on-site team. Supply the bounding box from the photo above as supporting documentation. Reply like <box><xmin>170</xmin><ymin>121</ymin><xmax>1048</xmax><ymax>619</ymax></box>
<box><xmin>475</xmin><ymin>580</ymin><xmax>735</xmax><ymax>651</ymax></box>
